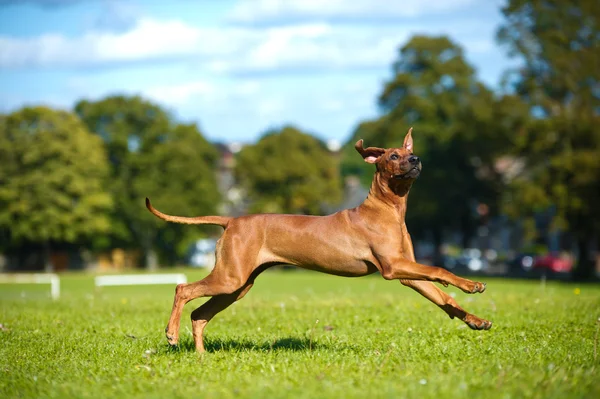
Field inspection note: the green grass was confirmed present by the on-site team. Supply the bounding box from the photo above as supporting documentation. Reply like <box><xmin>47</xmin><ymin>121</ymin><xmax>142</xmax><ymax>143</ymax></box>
<box><xmin>1</xmin><ymin>269</ymin><xmax>599</xmax><ymax>399</ymax></box>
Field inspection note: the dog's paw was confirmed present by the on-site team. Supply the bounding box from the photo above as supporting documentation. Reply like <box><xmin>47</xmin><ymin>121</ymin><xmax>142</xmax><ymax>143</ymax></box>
<box><xmin>165</xmin><ymin>326</ymin><xmax>179</xmax><ymax>346</ymax></box>
<box><xmin>463</xmin><ymin>313</ymin><xmax>492</xmax><ymax>330</ymax></box>
<box><xmin>166</xmin><ymin>334</ymin><xmax>178</xmax><ymax>345</ymax></box>
<box><xmin>472</xmin><ymin>282</ymin><xmax>486</xmax><ymax>293</ymax></box>
<box><xmin>465</xmin><ymin>317</ymin><xmax>492</xmax><ymax>330</ymax></box>
<box><xmin>462</xmin><ymin>281</ymin><xmax>486</xmax><ymax>294</ymax></box>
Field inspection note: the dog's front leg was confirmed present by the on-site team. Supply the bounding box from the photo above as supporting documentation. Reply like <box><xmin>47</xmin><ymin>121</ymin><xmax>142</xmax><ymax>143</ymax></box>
<box><xmin>379</xmin><ymin>257</ymin><xmax>487</xmax><ymax>294</ymax></box>
<box><xmin>398</xmin><ymin>230</ymin><xmax>491</xmax><ymax>329</ymax></box>
<box><xmin>399</xmin><ymin>279</ymin><xmax>492</xmax><ymax>330</ymax></box>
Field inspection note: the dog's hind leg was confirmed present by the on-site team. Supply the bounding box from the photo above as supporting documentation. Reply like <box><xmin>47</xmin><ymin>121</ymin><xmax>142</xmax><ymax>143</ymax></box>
<box><xmin>400</xmin><ymin>280</ymin><xmax>492</xmax><ymax>330</ymax></box>
<box><xmin>190</xmin><ymin>283</ymin><xmax>254</xmax><ymax>352</ymax></box>
<box><xmin>165</xmin><ymin>270</ymin><xmax>246</xmax><ymax>346</ymax></box>
<box><xmin>165</xmin><ymin>226</ymin><xmax>262</xmax><ymax>346</ymax></box>
<box><xmin>189</xmin><ymin>263</ymin><xmax>271</xmax><ymax>352</ymax></box>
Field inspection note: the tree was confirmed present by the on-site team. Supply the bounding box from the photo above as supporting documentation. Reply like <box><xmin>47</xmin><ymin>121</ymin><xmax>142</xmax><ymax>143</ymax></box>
<box><xmin>235</xmin><ymin>126</ymin><xmax>341</xmax><ymax>215</ymax></box>
<box><xmin>342</xmin><ymin>35</ymin><xmax>517</xmax><ymax>259</ymax></box>
<box><xmin>498</xmin><ymin>0</ymin><xmax>600</xmax><ymax>279</ymax></box>
<box><xmin>0</xmin><ymin>107</ymin><xmax>112</xmax><ymax>269</ymax></box>
<box><xmin>74</xmin><ymin>96</ymin><xmax>221</xmax><ymax>268</ymax></box>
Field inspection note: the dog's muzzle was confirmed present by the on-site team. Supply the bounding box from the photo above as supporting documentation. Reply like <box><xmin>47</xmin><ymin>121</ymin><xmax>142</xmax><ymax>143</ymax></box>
<box><xmin>395</xmin><ymin>165</ymin><xmax>421</xmax><ymax>180</ymax></box>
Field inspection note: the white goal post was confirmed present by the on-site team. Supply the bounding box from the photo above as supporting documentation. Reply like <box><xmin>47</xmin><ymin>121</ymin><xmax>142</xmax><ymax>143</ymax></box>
<box><xmin>94</xmin><ymin>273</ymin><xmax>187</xmax><ymax>288</ymax></box>
<box><xmin>0</xmin><ymin>273</ymin><xmax>60</xmax><ymax>300</ymax></box>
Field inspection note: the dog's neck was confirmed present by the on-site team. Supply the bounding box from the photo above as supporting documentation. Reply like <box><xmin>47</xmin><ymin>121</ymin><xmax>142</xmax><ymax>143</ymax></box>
<box><xmin>361</xmin><ymin>171</ymin><xmax>413</xmax><ymax>221</ymax></box>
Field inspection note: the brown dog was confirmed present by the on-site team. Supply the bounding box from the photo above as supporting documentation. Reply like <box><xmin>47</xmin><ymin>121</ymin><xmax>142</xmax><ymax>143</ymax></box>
<box><xmin>146</xmin><ymin>128</ymin><xmax>492</xmax><ymax>352</ymax></box>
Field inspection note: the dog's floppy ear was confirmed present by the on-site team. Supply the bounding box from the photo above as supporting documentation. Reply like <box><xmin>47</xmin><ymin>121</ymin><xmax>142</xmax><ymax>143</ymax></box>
<box><xmin>355</xmin><ymin>139</ymin><xmax>385</xmax><ymax>164</ymax></box>
<box><xmin>403</xmin><ymin>127</ymin><xmax>414</xmax><ymax>152</ymax></box>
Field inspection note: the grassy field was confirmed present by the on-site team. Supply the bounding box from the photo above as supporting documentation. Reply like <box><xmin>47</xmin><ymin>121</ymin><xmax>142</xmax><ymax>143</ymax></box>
<box><xmin>1</xmin><ymin>269</ymin><xmax>599</xmax><ymax>399</ymax></box>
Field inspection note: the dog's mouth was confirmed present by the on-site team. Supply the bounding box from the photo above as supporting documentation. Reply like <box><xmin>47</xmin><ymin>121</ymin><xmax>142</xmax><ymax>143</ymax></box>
<box><xmin>394</xmin><ymin>166</ymin><xmax>421</xmax><ymax>180</ymax></box>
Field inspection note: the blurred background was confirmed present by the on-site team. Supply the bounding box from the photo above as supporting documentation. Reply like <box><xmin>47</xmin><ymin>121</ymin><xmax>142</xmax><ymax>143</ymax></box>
<box><xmin>0</xmin><ymin>0</ymin><xmax>598</xmax><ymax>280</ymax></box>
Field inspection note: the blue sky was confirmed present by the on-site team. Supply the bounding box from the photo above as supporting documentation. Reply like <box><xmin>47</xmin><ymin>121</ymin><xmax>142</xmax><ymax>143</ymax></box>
<box><xmin>0</xmin><ymin>0</ymin><xmax>515</xmax><ymax>145</ymax></box>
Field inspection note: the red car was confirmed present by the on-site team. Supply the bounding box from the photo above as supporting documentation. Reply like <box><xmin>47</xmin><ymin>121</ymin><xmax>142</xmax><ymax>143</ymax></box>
<box><xmin>534</xmin><ymin>253</ymin><xmax>574</xmax><ymax>273</ymax></box>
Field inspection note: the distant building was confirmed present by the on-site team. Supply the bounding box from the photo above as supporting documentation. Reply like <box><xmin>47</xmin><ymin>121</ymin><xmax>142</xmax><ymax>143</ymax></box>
<box><xmin>214</xmin><ymin>142</ymin><xmax>249</xmax><ymax>216</ymax></box>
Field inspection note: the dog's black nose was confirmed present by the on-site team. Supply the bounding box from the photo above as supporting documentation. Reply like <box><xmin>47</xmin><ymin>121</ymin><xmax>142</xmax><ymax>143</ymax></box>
<box><xmin>408</xmin><ymin>155</ymin><xmax>420</xmax><ymax>164</ymax></box>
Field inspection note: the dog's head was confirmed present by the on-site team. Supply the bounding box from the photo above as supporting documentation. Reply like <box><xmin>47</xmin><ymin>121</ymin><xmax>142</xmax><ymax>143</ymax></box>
<box><xmin>355</xmin><ymin>128</ymin><xmax>421</xmax><ymax>181</ymax></box>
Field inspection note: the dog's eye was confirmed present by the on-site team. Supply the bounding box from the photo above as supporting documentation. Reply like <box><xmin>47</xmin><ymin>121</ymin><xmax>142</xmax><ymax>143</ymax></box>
<box><xmin>390</xmin><ymin>154</ymin><xmax>399</xmax><ymax>160</ymax></box>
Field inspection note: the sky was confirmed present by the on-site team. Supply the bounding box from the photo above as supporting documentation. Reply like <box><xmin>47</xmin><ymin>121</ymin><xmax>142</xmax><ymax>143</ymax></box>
<box><xmin>0</xmin><ymin>0</ymin><xmax>516</xmax><ymax>146</ymax></box>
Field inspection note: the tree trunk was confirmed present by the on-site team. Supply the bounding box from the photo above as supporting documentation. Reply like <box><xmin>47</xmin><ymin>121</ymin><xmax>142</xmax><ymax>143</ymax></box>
<box><xmin>139</xmin><ymin>230</ymin><xmax>158</xmax><ymax>270</ymax></box>
<box><xmin>573</xmin><ymin>236</ymin><xmax>593</xmax><ymax>281</ymax></box>
<box><xmin>43</xmin><ymin>241</ymin><xmax>54</xmax><ymax>272</ymax></box>
<box><xmin>145</xmin><ymin>248</ymin><xmax>158</xmax><ymax>271</ymax></box>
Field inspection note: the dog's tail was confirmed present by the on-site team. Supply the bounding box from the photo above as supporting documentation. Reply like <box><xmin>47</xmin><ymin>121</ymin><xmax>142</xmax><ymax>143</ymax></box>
<box><xmin>145</xmin><ymin>198</ymin><xmax>231</xmax><ymax>228</ymax></box>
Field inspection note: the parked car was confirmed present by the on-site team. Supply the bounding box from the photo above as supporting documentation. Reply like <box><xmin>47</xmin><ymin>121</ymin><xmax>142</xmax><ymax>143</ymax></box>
<box><xmin>440</xmin><ymin>254</ymin><xmax>458</xmax><ymax>270</ymax></box>
<box><xmin>186</xmin><ymin>239</ymin><xmax>216</xmax><ymax>269</ymax></box>
<box><xmin>508</xmin><ymin>253</ymin><xmax>536</xmax><ymax>272</ymax></box>
<box><xmin>458</xmin><ymin>248</ymin><xmax>490</xmax><ymax>272</ymax></box>
<box><xmin>533</xmin><ymin>252</ymin><xmax>573</xmax><ymax>273</ymax></box>
<box><xmin>442</xmin><ymin>248</ymin><xmax>490</xmax><ymax>272</ymax></box>
<box><xmin>509</xmin><ymin>252</ymin><xmax>573</xmax><ymax>274</ymax></box>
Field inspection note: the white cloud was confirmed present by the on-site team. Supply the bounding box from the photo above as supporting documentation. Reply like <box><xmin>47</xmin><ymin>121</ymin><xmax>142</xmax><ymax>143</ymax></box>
<box><xmin>0</xmin><ymin>1</ymin><xmax>508</xmax><ymax>144</ymax></box>
<box><xmin>0</xmin><ymin>18</ymin><xmax>400</xmax><ymax>71</ymax></box>
<box><xmin>228</xmin><ymin>0</ymin><xmax>477</xmax><ymax>25</ymax></box>
<box><xmin>219</xmin><ymin>24</ymin><xmax>406</xmax><ymax>74</ymax></box>
<box><xmin>0</xmin><ymin>14</ymin><xmax>495</xmax><ymax>75</ymax></box>
<box><xmin>130</xmin><ymin>76</ymin><xmax>380</xmax><ymax>142</ymax></box>
<box><xmin>0</xmin><ymin>18</ymin><xmax>251</xmax><ymax>69</ymax></box>
<box><xmin>140</xmin><ymin>79</ymin><xmax>263</xmax><ymax>109</ymax></box>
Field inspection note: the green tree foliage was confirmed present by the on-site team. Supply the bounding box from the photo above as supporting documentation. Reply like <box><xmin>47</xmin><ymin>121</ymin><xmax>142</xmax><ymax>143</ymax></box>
<box><xmin>342</xmin><ymin>35</ymin><xmax>520</xmax><ymax>254</ymax></box>
<box><xmin>235</xmin><ymin>126</ymin><xmax>341</xmax><ymax>215</ymax></box>
<box><xmin>74</xmin><ymin>96</ymin><xmax>221</xmax><ymax>267</ymax></box>
<box><xmin>0</xmin><ymin>107</ymin><xmax>112</xmax><ymax>266</ymax></box>
<box><xmin>498</xmin><ymin>0</ymin><xmax>600</xmax><ymax>279</ymax></box>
